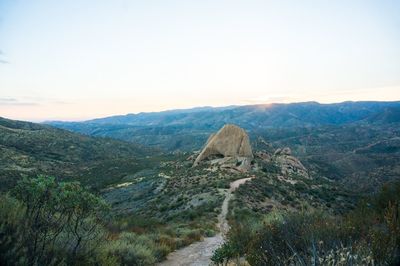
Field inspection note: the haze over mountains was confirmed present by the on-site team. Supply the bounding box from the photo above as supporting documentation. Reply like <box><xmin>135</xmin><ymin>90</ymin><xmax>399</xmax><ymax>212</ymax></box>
<box><xmin>46</xmin><ymin>101</ymin><xmax>400</xmax><ymax>193</ymax></box>
<box><xmin>51</xmin><ymin>101</ymin><xmax>400</xmax><ymax>127</ymax></box>
<box><xmin>48</xmin><ymin>101</ymin><xmax>400</xmax><ymax>150</ymax></box>
<box><xmin>2</xmin><ymin>100</ymin><xmax>398</xmax><ymax>193</ymax></box>
<box><xmin>1</xmin><ymin>100</ymin><xmax>400</xmax><ymax>264</ymax></box>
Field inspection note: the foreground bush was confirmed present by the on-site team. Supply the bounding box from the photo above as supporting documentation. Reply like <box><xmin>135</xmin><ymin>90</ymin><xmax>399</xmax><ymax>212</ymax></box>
<box><xmin>0</xmin><ymin>176</ymin><xmax>113</xmax><ymax>266</ymax></box>
<box><xmin>107</xmin><ymin>232</ymin><xmax>170</xmax><ymax>266</ymax></box>
<box><xmin>213</xmin><ymin>181</ymin><xmax>400</xmax><ymax>265</ymax></box>
<box><xmin>246</xmin><ymin>212</ymin><xmax>370</xmax><ymax>265</ymax></box>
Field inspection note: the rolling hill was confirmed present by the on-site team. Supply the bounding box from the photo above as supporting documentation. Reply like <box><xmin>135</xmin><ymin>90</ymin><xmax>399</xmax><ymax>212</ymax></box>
<box><xmin>0</xmin><ymin>117</ymin><xmax>155</xmax><ymax>190</ymax></box>
<box><xmin>47</xmin><ymin>101</ymin><xmax>400</xmax><ymax>192</ymax></box>
<box><xmin>48</xmin><ymin>101</ymin><xmax>400</xmax><ymax>151</ymax></box>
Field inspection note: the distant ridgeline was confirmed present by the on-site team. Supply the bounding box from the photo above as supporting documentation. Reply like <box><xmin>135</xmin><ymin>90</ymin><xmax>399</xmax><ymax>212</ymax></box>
<box><xmin>47</xmin><ymin>101</ymin><xmax>400</xmax><ymax>151</ymax></box>
<box><xmin>47</xmin><ymin>101</ymin><xmax>400</xmax><ymax>192</ymax></box>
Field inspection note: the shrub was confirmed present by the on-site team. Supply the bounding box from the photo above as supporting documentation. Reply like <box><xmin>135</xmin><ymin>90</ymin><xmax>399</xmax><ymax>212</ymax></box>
<box><xmin>261</xmin><ymin>162</ymin><xmax>280</xmax><ymax>174</ymax></box>
<box><xmin>108</xmin><ymin>232</ymin><xmax>156</xmax><ymax>266</ymax></box>
<box><xmin>219</xmin><ymin>181</ymin><xmax>400</xmax><ymax>265</ymax></box>
<box><xmin>0</xmin><ymin>195</ymin><xmax>28</xmax><ymax>266</ymax></box>
<box><xmin>0</xmin><ymin>176</ymin><xmax>111</xmax><ymax>266</ymax></box>
<box><xmin>246</xmin><ymin>211</ymin><xmax>346</xmax><ymax>265</ymax></box>
<box><xmin>211</xmin><ymin>242</ymin><xmax>236</xmax><ymax>265</ymax></box>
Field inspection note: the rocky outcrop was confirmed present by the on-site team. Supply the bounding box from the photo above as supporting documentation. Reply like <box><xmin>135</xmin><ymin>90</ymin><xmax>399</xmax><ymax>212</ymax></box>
<box><xmin>255</xmin><ymin>151</ymin><xmax>271</xmax><ymax>162</ymax></box>
<box><xmin>193</xmin><ymin>124</ymin><xmax>253</xmax><ymax>166</ymax></box>
<box><xmin>191</xmin><ymin>125</ymin><xmax>309</xmax><ymax>177</ymax></box>
<box><xmin>274</xmin><ymin>147</ymin><xmax>292</xmax><ymax>156</ymax></box>
<box><xmin>274</xmin><ymin>147</ymin><xmax>309</xmax><ymax>178</ymax></box>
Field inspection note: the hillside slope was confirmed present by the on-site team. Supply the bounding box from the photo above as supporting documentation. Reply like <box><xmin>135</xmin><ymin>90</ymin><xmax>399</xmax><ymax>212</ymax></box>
<box><xmin>255</xmin><ymin>122</ymin><xmax>400</xmax><ymax>192</ymax></box>
<box><xmin>0</xmin><ymin>117</ymin><xmax>154</xmax><ymax>190</ymax></box>
<box><xmin>46</xmin><ymin>102</ymin><xmax>400</xmax><ymax>192</ymax></box>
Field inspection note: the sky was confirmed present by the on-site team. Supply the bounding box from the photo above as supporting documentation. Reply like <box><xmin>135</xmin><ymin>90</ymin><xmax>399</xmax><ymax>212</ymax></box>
<box><xmin>0</xmin><ymin>0</ymin><xmax>400</xmax><ymax>121</ymax></box>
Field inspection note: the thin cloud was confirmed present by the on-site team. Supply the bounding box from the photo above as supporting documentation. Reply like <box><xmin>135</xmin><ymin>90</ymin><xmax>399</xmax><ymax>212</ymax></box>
<box><xmin>0</xmin><ymin>97</ymin><xmax>71</xmax><ymax>106</ymax></box>
<box><xmin>0</xmin><ymin>98</ymin><xmax>38</xmax><ymax>106</ymax></box>
<box><xmin>0</xmin><ymin>98</ymin><xmax>17</xmax><ymax>102</ymax></box>
<box><xmin>0</xmin><ymin>50</ymin><xmax>9</xmax><ymax>64</ymax></box>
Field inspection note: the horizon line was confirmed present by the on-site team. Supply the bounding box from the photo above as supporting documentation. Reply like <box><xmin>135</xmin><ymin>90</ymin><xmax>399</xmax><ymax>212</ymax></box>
<box><xmin>2</xmin><ymin>99</ymin><xmax>400</xmax><ymax>123</ymax></box>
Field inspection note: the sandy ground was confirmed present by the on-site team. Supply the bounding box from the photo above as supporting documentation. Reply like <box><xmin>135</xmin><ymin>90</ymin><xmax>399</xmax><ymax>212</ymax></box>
<box><xmin>158</xmin><ymin>176</ymin><xmax>254</xmax><ymax>266</ymax></box>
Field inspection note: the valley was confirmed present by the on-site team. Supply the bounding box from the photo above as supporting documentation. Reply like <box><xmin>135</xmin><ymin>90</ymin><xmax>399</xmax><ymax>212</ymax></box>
<box><xmin>48</xmin><ymin>101</ymin><xmax>400</xmax><ymax>193</ymax></box>
<box><xmin>1</xmin><ymin>101</ymin><xmax>400</xmax><ymax>265</ymax></box>
<box><xmin>3</xmin><ymin>1</ymin><xmax>399</xmax><ymax>264</ymax></box>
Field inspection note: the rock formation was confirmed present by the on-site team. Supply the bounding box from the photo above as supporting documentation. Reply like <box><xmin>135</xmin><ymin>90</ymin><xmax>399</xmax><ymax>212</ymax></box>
<box><xmin>274</xmin><ymin>147</ymin><xmax>309</xmax><ymax>178</ymax></box>
<box><xmin>193</xmin><ymin>124</ymin><xmax>253</xmax><ymax>166</ymax></box>
<box><xmin>274</xmin><ymin>147</ymin><xmax>292</xmax><ymax>156</ymax></box>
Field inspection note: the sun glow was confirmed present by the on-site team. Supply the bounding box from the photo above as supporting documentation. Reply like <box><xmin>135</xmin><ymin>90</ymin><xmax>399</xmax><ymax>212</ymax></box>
<box><xmin>0</xmin><ymin>1</ymin><xmax>399</xmax><ymax>121</ymax></box>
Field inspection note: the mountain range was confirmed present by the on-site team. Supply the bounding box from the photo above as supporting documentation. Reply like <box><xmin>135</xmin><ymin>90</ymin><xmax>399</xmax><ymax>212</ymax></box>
<box><xmin>46</xmin><ymin>101</ymin><xmax>400</xmax><ymax>192</ymax></box>
<box><xmin>48</xmin><ymin>101</ymin><xmax>400</xmax><ymax>151</ymax></box>
<box><xmin>1</xmin><ymin>100</ymin><xmax>400</xmax><ymax>264</ymax></box>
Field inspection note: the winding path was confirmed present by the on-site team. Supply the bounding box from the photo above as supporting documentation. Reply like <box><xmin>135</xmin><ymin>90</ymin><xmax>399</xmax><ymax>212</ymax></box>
<box><xmin>158</xmin><ymin>177</ymin><xmax>254</xmax><ymax>266</ymax></box>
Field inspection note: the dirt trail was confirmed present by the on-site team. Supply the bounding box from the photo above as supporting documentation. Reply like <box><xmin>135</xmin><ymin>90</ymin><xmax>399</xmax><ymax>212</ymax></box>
<box><xmin>158</xmin><ymin>177</ymin><xmax>254</xmax><ymax>266</ymax></box>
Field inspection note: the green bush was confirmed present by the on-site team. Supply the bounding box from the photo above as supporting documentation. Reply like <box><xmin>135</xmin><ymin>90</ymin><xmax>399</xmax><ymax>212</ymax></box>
<box><xmin>216</xmin><ymin>181</ymin><xmax>400</xmax><ymax>265</ymax></box>
<box><xmin>211</xmin><ymin>242</ymin><xmax>236</xmax><ymax>265</ymax></box>
<box><xmin>0</xmin><ymin>176</ymin><xmax>112</xmax><ymax>266</ymax></box>
<box><xmin>261</xmin><ymin>161</ymin><xmax>280</xmax><ymax>174</ymax></box>
<box><xmin>107</xmin><ymin>232</ymin><xmax>157</xmax><ymax>266</ymax></box>
<box><xmin>0</xmin><ymin>195</ymin><xmax>28</xmax><ymax>266</ymax></box>
<box><xmin>246</xmin><ymin>211</ymin><xmax>347</xmax><ymax>265</ymax></box>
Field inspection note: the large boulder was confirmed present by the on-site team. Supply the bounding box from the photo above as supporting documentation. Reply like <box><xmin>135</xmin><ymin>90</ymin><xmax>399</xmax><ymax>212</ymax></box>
<box><xmin>193</xmin><ymin>124</ymin><xmax>253</xmax><ymax>166</ymax></box>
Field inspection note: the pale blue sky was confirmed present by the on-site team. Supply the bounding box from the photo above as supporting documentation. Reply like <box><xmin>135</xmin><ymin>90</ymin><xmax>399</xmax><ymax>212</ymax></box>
<box><xmin>0</xmin><ymin>0</ymin><xmax>399</xmax><ymax>121</ymax></box>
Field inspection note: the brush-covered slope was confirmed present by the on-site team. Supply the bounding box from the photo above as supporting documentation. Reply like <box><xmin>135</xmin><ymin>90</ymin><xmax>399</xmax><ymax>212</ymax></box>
<box><xmin>46</xmin><ymin>101</ymin><xmax>400</xmax><ymax>192</ymax></box>
<box><xmin>0</xmin><ymin>117</ymin><xmax>155</xmax><ymax>190</ymax></box>
<box><xmin>256</xmin><ymin>123</ymin><xmax>400</xmax><ymax>192</ymax></box>
<box><xmin>48</xmin><ymin>101</ymin><xmax>400</xmax><ymax>151</ymax></box>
